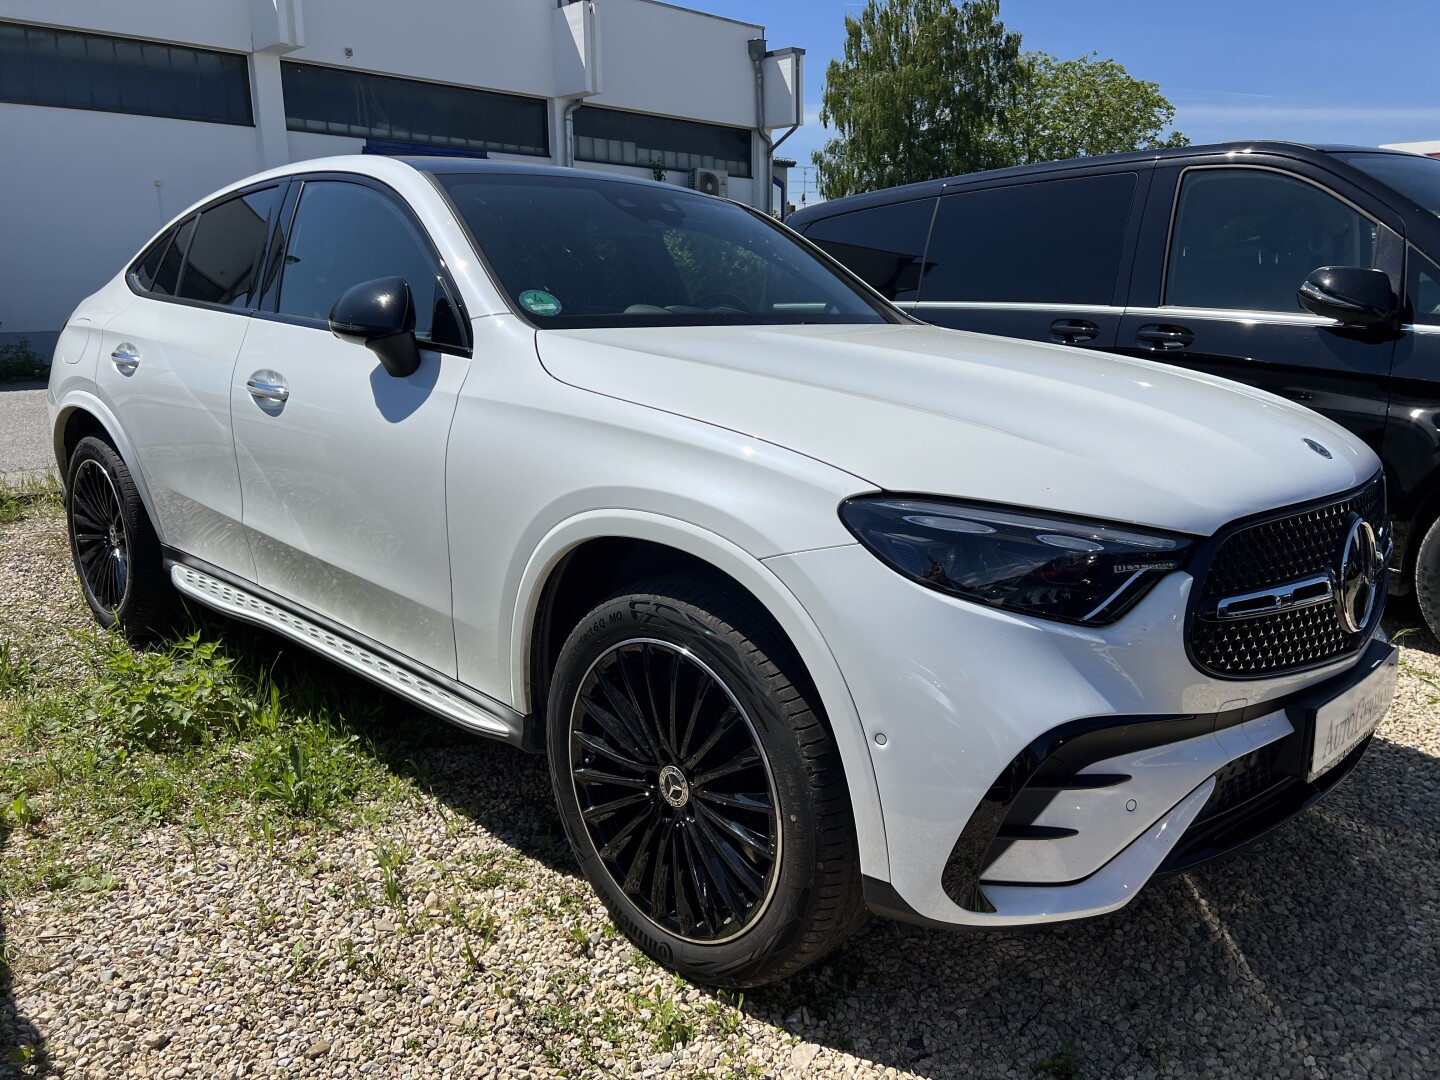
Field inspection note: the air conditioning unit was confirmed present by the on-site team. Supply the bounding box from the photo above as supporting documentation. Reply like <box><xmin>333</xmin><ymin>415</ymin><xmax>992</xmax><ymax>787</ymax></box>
<box><xmin>689</xmin><ymin>168</ymin><xmax>729</xmax><ymax>198</ymax></box>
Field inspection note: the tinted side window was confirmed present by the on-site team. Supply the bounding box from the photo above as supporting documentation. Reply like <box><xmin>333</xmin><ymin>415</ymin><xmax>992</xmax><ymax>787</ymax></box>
<box><xmin>1167</xmin><ymin>169</ymin><xmax>1378</xmax><ymax>313</ymax></box>
<box><xmin>923</xmin><ymin>173</ymin><xmax>1137</xmax><ymax>304</ymax></box>
<box><xmin>176</xmin><ymin>187</ymin><xmax>281</xmax><ymax>308</ymax></box>
<box><xmin>801</xmin><ymin>199</ymin><xmax>936</xmax><ymax>301</ymax></box>
<box><xmin>277</xmin><ymin>181</ymin><xmax>449</xmax><ymax>341</ymax></box>
<box><xmin>151</xmin><ymin>216</ymin><xmax>196</xmax><ymax>298</ymax></box>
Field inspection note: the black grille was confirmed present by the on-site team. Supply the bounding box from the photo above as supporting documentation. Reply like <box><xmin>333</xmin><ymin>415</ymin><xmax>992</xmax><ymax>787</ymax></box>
<box><xmin>1189</xmin><ymin>476</ymin><xmax>1385</xmax><ymax>678</ymax></box>
<box><xmin>1197</xmin><ymin>742</ymin><xmax>1286</xmax><ymax>821</ymax></box>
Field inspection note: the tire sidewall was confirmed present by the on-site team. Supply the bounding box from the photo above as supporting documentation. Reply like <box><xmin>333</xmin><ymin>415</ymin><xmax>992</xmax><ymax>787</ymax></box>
<box><xmin>1416</xmin><ymin>515</ymin><xmax>1440</xmax><ymax>641</ymax></box>
<box><xmin>547</xmin><ymin>591</ymin><xmax>822</xmax><ymax>985</ymax></box>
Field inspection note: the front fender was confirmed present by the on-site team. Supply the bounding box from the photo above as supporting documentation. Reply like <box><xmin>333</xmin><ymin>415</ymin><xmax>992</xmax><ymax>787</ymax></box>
<box><xmin>509</xmin><ymin>508</ymin><xmax>889</xmax><ymax>882</ymax></box>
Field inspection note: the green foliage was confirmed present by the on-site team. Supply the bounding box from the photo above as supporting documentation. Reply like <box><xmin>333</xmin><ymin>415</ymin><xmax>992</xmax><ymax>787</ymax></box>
<box><xmin>0</xmin><ymin>474</ymin><xmax>62</xmax><ymax>527</ymax></box>
<box><xmin>0</xmin><ymin>642</ymin><xmax>32</xmax><ymax>695</ymax></box>
<box><xmin>812</xmin><ymin>3</ymin><xmax>1186</xmax><ymax>197</ymax></box>
<box><xmin>813</xmin><ymin>0</ymin><xmax>1024</xmax><ymax>198</ymax></box>
<box><xmin>1001</xmin><ymin>52</ymin><xmax>1188</xmax><ymax>165</ymax></box>
<box><xmin>632</xmin><ymin>986</ymin><xmax>697</xmax><ymax>1052</ymax></box>
<box><xmin>0</xmin><ymin>322</ymin><xmax>48</xmax><ymax>383</ymax></box>
<box><xmin>87</xmin><ymin>631</ymin><xmax>256</xmax><ymax>749</ymax></box>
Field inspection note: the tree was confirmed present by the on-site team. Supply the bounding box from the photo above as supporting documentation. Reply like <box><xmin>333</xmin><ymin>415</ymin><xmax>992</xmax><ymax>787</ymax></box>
<box><xmin>1002</xmin><ymin>52</ymin><xmax>1187</xmax><ymax>165</ymax></box>
<box><xmin>812</xmin><ymin>0</ymin><xmax>1024</xmax><ymax>199</ymax></box>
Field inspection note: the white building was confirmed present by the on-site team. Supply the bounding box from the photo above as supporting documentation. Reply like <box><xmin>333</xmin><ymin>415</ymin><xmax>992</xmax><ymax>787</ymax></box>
<box><xmin>0</xmin><ymin>0</ymin><xmax>803</xmax><ymax>350</ymax></box>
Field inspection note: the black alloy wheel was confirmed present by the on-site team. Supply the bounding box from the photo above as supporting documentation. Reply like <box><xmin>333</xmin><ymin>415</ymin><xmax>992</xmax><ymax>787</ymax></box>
<box><xmin>70</xmin><ymin>457</ymin><xmax>131</xmax><ymax>612</ymax></box>
<box><xmin>568</xmin><ymin>638</ymin><xmax>780</xmax><ymax>943</ymax></box>
<box><xmin>547</xmin><ymin>576</ymin><xmax>866</xmax><ymax>987</ymax></box>
<box><xmin>65</xmin><ymin>435</ymin><xmax>172</xmax><ymax>636</ymax></box>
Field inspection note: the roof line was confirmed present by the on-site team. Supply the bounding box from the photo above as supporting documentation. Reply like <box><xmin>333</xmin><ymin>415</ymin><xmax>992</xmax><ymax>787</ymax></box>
<box><xmin>629</xmin><ymin>0</ymin><xmax>764</xmax><ymax>32</ymax></box>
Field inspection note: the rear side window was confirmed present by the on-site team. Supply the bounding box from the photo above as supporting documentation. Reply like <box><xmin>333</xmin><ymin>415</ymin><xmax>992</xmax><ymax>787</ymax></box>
<box><xmin>922</xmin><ymin>173</ymin><xmax>1137</xmax><ymax>304</ymax></box>
<box><xmin>1410</xmin><ymin>247</ymin><xmax>1440</xmax><ymax>326</ymax></box>
<box><xmin>799</xmin><ymin>199</ymin><xmax>936</xmax><ymax>301</ymax></box>
<box><xmin>1166</xmin><ymin>169</ymin><xmax>1378</xmax><ymax>313</ymax></box>
<box><xmin>149</xmin><ymin>216</ymin><xmax>196</xmax><ymax>298</ymax></box>
<box><xmin>176</xmin><ymin>187</ymin><xmax>281</xmax><ymax>308</ymax></box>
<box><xmin>276</xmin><ymin>180</ymin><xmax>454</xmax><ymax>342</ymax></box>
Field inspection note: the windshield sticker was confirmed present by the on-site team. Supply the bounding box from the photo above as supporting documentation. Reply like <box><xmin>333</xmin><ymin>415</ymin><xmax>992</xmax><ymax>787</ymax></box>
<box><xmin>519</xmin><ymin>289</ymin><xmax>562</xmax><ymax>316</ymax></box>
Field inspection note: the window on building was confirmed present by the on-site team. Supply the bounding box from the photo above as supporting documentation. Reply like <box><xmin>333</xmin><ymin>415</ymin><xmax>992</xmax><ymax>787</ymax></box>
<box><xmin>573</xmin><ymin>106</ymin><xmax>752</xmax><ymax>179</ymax></box>
<box><xmin>0</xmin><ymin>21</ymin><xmax>252</xmax><ymax>125</ymax></box>
<box><xmin>277</xmin><ymin>180</ymin><xmax>462</xmax><ymax>346</ymax></box>
<box><xmin>922</xmin><ymin>173</ymin><xmax>1138</xmax><ymax>304</ymax></box>
<box><xmin>800</xmin><ymin>199</ymin><xmax>937</xmax><ymax>301</ymax></box>
<box><xmin>175</xmin><ymin>187</ymin><xmax>282</xmax><ymax>308</ymax></box>
<box><xmin>1166</xmin><ymin>169</ymin><xmax>1378</xmax><ymax>312</ymax></box>
<box><xmin>280</xmin><ymin>62</ymin><xmax>548</xmax><ymax>157</ymax></box>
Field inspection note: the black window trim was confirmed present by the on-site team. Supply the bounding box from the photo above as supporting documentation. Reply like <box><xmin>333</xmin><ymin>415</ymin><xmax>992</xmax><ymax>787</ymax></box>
<box><xmin>0</xmin><ymin>19</ymin><xmax>255</xmax><ymax>127</ymax></box>
<box><xmin>250</xmin><ymin>171</ymin><xmax>473</xmax><ymax>357</ymax></box>
<box><xmin>1160</xmin><ymin>163</ymin><xmax>1390</xmax><ymax>313</ymax></box>
<box><xmin>126</xmin><ymin>181</ymin><xmax>286</xmax><ymax>315</ymax></box>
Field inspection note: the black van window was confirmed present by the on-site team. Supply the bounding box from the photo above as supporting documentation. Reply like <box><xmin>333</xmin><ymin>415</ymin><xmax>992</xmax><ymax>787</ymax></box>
<box><xmin>176</xmin><ymin>187</ymin><xmax>281</xmax><ymax>308</ymax></box>
<box><xmin>922</xmin><ymin>173</ymin><xmax>1137</xmax><ymax>304</ymax></box>
<box><xmin>1167</xmin><ymin>169</ymin><xmax>1378</xmax><ymax>313</ymax></box>
<box><xmin>1410</xmin><ymin>248</ymin><xmax>1440</xmax><ymax>326</ymax></box>
<box><xmin>800</xmin><ymin>199</ymin><xmax>936</xmax><ymax>301</ymax></box>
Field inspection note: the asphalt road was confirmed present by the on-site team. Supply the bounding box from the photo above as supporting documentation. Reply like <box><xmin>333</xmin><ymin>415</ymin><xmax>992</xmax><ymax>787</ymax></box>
<box><xmin>0</xmin><ymin>383</ymin><xmax>52</xmax><ymax>480</ymax></box>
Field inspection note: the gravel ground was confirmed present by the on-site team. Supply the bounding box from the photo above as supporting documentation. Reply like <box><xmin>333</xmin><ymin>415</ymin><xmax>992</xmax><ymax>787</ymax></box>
<box><xmin>0</xmin><ymin>387</ymin><xmax>51</xmax><ymax>482</ymax></box>
<box><xmin>1</xmin><ymin>503</ymin><xmax>1437</xmax><ymax>1079</ymax></box>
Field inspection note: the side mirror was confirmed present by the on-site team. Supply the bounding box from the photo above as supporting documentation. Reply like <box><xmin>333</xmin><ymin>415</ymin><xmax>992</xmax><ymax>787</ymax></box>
<box><xmin>328</xmin><ymin>276</ymin><xmax>422</xmax><ymax>377</ymax></box>
<box><xmin>1297</xmin><ymin>266</ymin><xmax>1397</xmax><ymax>327</ymax></box>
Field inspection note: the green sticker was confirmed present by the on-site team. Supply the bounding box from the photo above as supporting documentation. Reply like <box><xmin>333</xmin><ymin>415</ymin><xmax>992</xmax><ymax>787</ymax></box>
<box><xmin>519</xmin><ymin>289</ymin><xmax>562</xmax><ymax>316</ymax></box>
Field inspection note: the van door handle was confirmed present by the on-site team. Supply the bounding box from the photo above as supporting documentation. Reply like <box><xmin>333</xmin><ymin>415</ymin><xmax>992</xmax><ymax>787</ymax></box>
<box><xmin>1135</xmin><ymin>324</ymin><xmax>1195</xmax><ymax>350</ymax></box>
<box><xmin>246</xmin><ymin>373</ymin><xmax>290</xmax><ymax>405</ymax></box>
<box><xmin>1049</xmin><ymin>318</ymin><xmax>1100</xmax><ymax>344</ymax></box>
<box><xmin>110</xmin><ymin>343</ymin><xmax>141</xmax><ymax>372</ymax></box>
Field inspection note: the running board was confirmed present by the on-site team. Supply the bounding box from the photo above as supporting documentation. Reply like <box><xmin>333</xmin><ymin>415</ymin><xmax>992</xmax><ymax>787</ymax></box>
<box><xmin>170</xmin><ymin>564</ymin><xmax>526</xmax><ymax>746</ymax></box>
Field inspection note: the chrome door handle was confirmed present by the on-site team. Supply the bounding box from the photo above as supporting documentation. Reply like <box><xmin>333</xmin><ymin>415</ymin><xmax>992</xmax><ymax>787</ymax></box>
<box><xmin>246</xmin><ymin>374</ymin><xmax>290</xmax><ymax>404</ymax></box>
<box><xmin>111</xmin><ymin>343</ymin><xmax>140</xmax><ymax>372</ymax></box>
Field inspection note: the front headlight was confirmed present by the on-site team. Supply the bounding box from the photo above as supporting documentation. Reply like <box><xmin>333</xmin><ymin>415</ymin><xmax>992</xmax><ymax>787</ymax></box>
<box><xmin>839</xmin><ymin>495</ymin><xmax>1195</xmax><ymax>625</ymax></box>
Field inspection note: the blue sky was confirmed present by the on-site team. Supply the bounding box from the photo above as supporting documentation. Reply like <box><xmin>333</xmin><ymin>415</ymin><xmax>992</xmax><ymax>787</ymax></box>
<box><xmin>698</xmin><ymin>0</ymin><xmax>1439</xmax><ymax>205</ymax></box>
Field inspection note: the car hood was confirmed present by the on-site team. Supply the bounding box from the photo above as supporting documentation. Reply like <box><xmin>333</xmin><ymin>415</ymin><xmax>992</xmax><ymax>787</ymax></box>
<box><xmin>535</xmin><ymin>322</ymin><xmax>1378</xmax><ymax>536</ymax></box>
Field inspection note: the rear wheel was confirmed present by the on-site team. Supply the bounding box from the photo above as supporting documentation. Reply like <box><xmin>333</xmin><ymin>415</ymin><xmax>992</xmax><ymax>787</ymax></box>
<box><xmin>546</xmin><ymin>576</ymin><xmax>865</xmax><ymax>987</ymax></box>
<box><xmin>1415</xmin><ymin>515</ymin><xmax>1440</xmax><ymax>641</ymax></box>
<box><xmin>65</xmin><ymin>435</ymin><xmax>172</xmax><ymax>637</ymax></box>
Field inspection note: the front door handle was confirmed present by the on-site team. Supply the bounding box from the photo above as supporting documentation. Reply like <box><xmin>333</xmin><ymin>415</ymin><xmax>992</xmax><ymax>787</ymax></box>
<box><xmin>246</xmin><ymin>372</ymin><xmax>290</xmax><ymax>405</ymax></box>
<box><xmin>110</xmin><ymin>343</ymin><xmax>140</xmax><ymax>372</ymax></box>
<box><xmin>1050</xmin><ymin>318</ymin><xmax>1100</xmax><ymax>344</ymax></box>
<box><xmin>1135</xmin><ymin>324</ymin><xmax>1195</xmax><ymax>351</ymax></box>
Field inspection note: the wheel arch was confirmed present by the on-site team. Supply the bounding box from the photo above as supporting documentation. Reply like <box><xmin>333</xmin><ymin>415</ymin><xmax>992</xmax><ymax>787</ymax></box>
<box><xmin>510</xmin><ymin>509</ymin><xmax>889</xmax><ymax>882</ymax></box>
<box><xmin>51</xmin><ymin>392</ymin><xmax>167</xmax><ymax>546</ymax></box>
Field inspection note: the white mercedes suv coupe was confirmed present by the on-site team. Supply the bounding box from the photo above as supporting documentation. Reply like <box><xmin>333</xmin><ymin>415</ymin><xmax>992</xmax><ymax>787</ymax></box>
<box><xmin>48</xmin><ymin>157</ymin><xmax>1398</xmax><ymax>986</ymax></box>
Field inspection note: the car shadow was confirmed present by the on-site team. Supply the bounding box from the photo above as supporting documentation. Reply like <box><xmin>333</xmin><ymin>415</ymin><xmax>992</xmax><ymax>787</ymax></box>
<box><xmin>0</xmin><ymin>822</ymin><xmax>50</xmax><ymax>1074</ymax></box>
<box><xmin>175</xmin><ymin>609</ymin><xmax>1440</xmax><ymax>1075</ymax></box>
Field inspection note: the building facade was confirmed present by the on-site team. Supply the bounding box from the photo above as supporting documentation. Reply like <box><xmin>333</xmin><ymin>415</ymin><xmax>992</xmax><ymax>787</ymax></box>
<box><xmin>0</xmin><ymin>0</ymin><xmax>802</xmax><ymax>346</ymax></box>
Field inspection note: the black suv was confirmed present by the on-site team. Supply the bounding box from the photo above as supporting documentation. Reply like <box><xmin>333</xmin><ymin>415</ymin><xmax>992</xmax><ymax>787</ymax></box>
<box><xmin>788</xmin><ymin>141</ymin><xmax>1440</xmax><ymax>637</ymax></box>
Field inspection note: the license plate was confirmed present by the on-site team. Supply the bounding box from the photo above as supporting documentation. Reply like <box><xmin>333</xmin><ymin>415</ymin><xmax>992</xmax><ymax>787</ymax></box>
<box><xmin>1308</xmin><ymin>647</ymin><xmax>1398</xmax><ymax>782</ymax></box>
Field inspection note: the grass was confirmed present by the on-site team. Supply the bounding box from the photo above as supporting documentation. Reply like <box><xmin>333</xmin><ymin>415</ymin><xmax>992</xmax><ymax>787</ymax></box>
<box><xmin>0</xmin><ymin>474</ymin><xmax>61</xmax><ymax>528</ymax></box>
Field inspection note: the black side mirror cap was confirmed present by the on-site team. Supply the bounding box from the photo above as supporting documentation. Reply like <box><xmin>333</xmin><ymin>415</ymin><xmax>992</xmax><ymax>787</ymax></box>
<box><xmin>1298</xmin><ymin>266</ymin><xmax>1397</xmax><ymax>328</ymax></box>
<box><xmin>329</xmin><ymin>276</ymin><xmax>422</xmax><ymax>377</ymax></box>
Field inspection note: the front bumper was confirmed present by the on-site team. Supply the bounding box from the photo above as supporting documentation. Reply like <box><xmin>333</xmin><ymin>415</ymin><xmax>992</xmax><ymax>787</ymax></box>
<box><xmin>766</xmin><ymin>543</ymin><xmax>1394</xmax><ymax>929</ymax></box>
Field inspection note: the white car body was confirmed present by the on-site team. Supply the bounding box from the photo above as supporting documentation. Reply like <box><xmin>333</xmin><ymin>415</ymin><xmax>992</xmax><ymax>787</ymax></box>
<box><xmin>49</xmin><ymin>156</ymin><xmax>1395</xmax><ymax>945</ymax></box>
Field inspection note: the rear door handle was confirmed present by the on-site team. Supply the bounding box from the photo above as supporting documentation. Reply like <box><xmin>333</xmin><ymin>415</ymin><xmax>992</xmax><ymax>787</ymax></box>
<box><xmin>1049</xmin><ymin>318</ymin><xmax>1100</xmax><ymax>344</ymax></box>
<box><xmin>110</xmin><ymin>343</ymin><xmax>140</xmax><ymax>372</ymax></box>
<box><xmin>246</xmin><ymin>372</ymin><xmax>290</xmax><ymax>405</ymax></box>
<box><xmin>1135</xmin><ymin>324</ymin><xmax>1195</xmax><ymax>351</ymax></box>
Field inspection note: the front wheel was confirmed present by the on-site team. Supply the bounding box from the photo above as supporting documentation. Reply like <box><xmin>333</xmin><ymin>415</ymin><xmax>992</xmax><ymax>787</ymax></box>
<box><xmin>1415</xmin><ymin>514</ymin><xmax>1440</xmax><ymax>642</ymax></box>
<box><xmin>546</xmin><ymin>577</ymin><xmax>865</xmax><ymax>987</ymax></box>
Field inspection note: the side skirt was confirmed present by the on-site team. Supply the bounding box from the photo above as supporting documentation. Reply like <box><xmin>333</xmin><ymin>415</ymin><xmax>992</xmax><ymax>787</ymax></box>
<box><xmin>166</xmin><ymin>558</ymin><xmax>534</xmax><ymax>749</ymax></box>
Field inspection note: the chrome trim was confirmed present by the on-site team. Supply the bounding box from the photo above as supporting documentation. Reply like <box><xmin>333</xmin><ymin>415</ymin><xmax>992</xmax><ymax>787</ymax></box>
<box><xmin>1213</xmin><ymin>574</ymin><xmax>1335</xmax><ymax>621</ymax></box>
<box><xmin>1407</xmin><ymin>323</ymin><xmax>1440</xmax><ymax>335</ymax></box>
<box><xmin>1082</xmin><ymin>569</ymin><xmax>1146</xmax><ymax>623</ymax></box>
<box><xmin>897</xmin><ymin>301</ymin><xmax>1126</xmax><ymax>314</ymax></box>
<box><xmin>110</xmin><ymin>343</ymin><xmax>140</xmax><ymax>371</ymax></box>
<box><xmin>1125</xmin><ymin>305</ymin><xmax>1336</xmax><ymax>327</ymax></box>
<box><xmin>245</xmin><ymin>376</ymin><xmax>290</xmax><ymax>404</ymax></box>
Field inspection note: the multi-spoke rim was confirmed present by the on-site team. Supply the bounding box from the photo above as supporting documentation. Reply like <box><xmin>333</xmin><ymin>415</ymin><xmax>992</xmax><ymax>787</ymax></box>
<box><xmin>569</xmin><ymin>638</ymin><xmax>781</xmax><ymax>944</ymax></box>
<box><xmin>69</xmin><ymin>459</ymin><xmax>130</xmax><ymax>612</ymax></box>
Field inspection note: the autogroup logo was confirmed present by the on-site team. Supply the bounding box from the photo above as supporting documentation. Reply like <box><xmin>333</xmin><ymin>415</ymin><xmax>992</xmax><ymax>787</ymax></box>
<box><xmin>1336</xmin><ymin>516</ymin><xmax>1380</xmax><ymax>634</ymax></box>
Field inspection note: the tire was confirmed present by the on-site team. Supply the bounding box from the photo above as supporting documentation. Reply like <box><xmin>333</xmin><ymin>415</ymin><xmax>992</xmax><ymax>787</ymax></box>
<box><xmin>65</xmin><ymin>435</ymin><xmax>173</xmax><ymax>638</ymax></box>
<box><xmin>1415</xmin><ymin>514</ymin><xmax>1440</xmax><ymax>642</ymax></box>
<box><xmin>546</xmin><ymin>576</ymin><xmax>866</xmax><ymax>987</ymax></box>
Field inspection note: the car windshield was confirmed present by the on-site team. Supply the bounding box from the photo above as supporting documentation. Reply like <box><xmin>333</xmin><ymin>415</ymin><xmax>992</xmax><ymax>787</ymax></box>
<box><xmin>1332</xmin><ymin>151</ymin><xmax>1440</xmax><ymax>219</ymax></box>
<box><xmin>430</xmin><ymin>170</ymin><xmax>891</xmax><ymax>328</ymax></box>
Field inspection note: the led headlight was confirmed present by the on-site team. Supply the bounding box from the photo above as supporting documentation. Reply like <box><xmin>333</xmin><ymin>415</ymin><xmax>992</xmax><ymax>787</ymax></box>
<box><xmin>840</xmin><ymin>496</ymin><xmax>1195</xmax><ymax>625</ymax></box>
